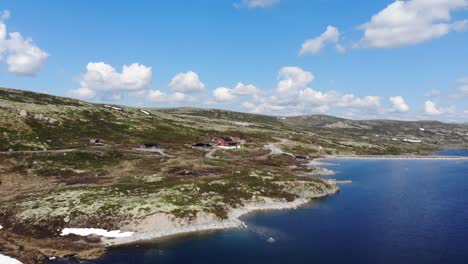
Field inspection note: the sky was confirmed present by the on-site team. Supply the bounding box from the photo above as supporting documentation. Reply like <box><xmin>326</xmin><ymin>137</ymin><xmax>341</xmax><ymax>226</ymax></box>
<box><xmin>0</xmin><ymin>0</ymin><xmax>467</xmax><ymax>121</ymax></box>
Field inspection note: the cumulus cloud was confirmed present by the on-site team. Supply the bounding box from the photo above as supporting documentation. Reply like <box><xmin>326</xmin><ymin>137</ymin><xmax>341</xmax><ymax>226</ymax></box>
<box><xmin>299</xmin><ymin>88</ymin><xmax>382</xmax><ymax>109</ymax></box>
<box><xmin>169</xmin><ymin>71</ymin><xmax>205</xmax><ymax>93</ymax></box>
<box><xmin>67</xmin><ymin>87</ymin><xmax>96</xmax><ymax>100</ymax></box>
<box><xmin>0</xmin><ymin>10</ymin><xmax>48</xmax><ymax>76</ymax></box>
<box><xmin>147</xmin><ymin>90</ymin><xmax>191</xmax><ymax>104</ymax></box>
<box><xmin>277</xmin><ymin>66</ymin><xmax>314</xmax><ymax>94</ymax></box>
<box><xmin>232</xmin><ymin>82</ymin><xmax>259</xmax><ymax>95</ymax></box>
<box><xmin>213</xmin><ymin>87</ymin><xmax>236</xmax><ymax>101</ymax></box>
<box><xmin>241</xmin><ymin>66</ymin><xmax>383</xmax><ymax>116</ymax></box>
<box><xmin>234</xmin><ymin>0</ymin><xmax>280</xmax><ymax>9</ymax></box>
<box><xmin>211</xmin><ymin>82</ymin><xmax>258</xmax><ymax>102</ymax></box>
<box><xmin>389</xmin><ymin>96</ymin><xmax>410</xmax><ymax>112</ymax></box>
<box><xmin>299</xmin><ymin>26</ymin><xmax>345</xmax><ymax>55</ymax></box>
<box><xmin>424</xmin><ymin>100</ymin><xmax>454</xmax><ymax>115</ymax></box>
<box><xmin>68</xmin><ymin>62</ymin><xmax>152</xmax><ymax>100</ymax></box>
<box><xmin>358</xmin><ymin>0</ymin><xmax>468</xmax><ymax>48</ymax></box>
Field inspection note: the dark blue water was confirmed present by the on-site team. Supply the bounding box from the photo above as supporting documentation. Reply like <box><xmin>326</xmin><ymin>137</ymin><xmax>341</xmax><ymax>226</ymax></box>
<box><xmin>54</xmin><ymin>160</ymin><xmax>468</xmax><ymax>264</ymax></box>
<box><xmin>434</xmin><ymin>149</ymin><xmax>468</xmax><ymax>157</ymax></box>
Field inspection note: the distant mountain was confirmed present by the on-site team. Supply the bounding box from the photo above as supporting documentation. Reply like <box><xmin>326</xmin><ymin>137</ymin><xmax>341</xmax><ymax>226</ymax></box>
<box><xmin>1</xmin><ymin>87</ymin><xmax>467</xmax><ymax>153</ymax></box>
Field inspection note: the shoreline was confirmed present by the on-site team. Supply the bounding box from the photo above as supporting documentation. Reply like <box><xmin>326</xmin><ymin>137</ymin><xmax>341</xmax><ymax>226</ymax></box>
<box><xmin>318</xmin><ymin>155</ymin><xmax>468</xmax><ymax>160</ymax></box>
<box><xmin>103</xmin><ymin>187</ymin><xmax>339</xmax><ymax>247</ymax></box>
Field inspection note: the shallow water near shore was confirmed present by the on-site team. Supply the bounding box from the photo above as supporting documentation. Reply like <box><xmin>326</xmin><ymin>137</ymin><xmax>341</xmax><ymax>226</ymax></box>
<box><xmin>51</xmin><ymin>159</ymin><xmax>468</xmax><ymax>264</ymax></box>
<box><xmin>434</xmin><ymin>149</ymin><xmax>468</xmax><ymax>157</ymax></box>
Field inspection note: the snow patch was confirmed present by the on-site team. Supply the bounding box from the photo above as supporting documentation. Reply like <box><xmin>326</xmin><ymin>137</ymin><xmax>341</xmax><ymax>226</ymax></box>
<box><xmin>0</xmin><ymin>254</ymin><xmax>23</xmax><ymax>264</ymax></box>
<box><xmin>403</xmin><ymin>138</ymin><xmax>422</xmax><ymax>143</ymax></box>
<box><xmin>61</xmin><ymin>228</ymin><xmax>133</xmax><ymax>238</ymax></box>
<box><xmin>140</xmin><ymin>109</ymin><xmax>150</xmax><ymax>115</ymax></box>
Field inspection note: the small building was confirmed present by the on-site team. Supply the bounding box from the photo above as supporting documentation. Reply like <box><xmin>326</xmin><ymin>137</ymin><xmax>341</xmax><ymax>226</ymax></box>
<box><xmin>295</xmin><ymin>155</ymin><xmax>308</xmax><ymax>162</ymax></box>
<box><xmin>192</xmin><ymin>143</ymin><xmax>212</xmax><ymax>149</ymax></box>
<box><xmin>140</xmin><ymin>143</ymin><xmax>160</xmax><ymax>149</ymax></box>
<box><xmin>218</xmin><ymin>142</ymin><xmax>241</xmax><ymax>150</ymax></box>
<box><xmin>212</xmin><ymin>137</ymin><xmax>242</xmax><ymax>149</ymax></box>
<box><xmin>89</xmin><ymin>139</ymin><xmax>101</xmax><ymax>144</ymax></box>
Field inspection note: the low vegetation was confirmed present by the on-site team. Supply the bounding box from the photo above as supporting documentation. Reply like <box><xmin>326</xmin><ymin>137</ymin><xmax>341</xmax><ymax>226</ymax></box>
<box><xmin>0</xmin><ymin>87</ymin><xmax>467</xmax><ymax>262</ymax></box>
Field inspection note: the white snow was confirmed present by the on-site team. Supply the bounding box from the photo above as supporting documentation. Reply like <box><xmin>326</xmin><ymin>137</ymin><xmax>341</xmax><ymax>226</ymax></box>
<box><xmin>419</xmin><ymin>128</ymin><xmax>425</xmax><ymax>131</ymax></box>
<box><xmin>0</xmin><ymin>254</ymin><xmax>23</xmax><ymax>264</ymax></box>
<box><xmin>140</xmin><ymin>109</ymin><xmax>150</xmax><ymax>115</ymax></box>
<box><xmin>61</xmin><ymin>228</ymin><xmax>133</xmax><ymax>238</ymax></box>
<box><xmin>403</xmin><ymin>138</ymin><xmax>422</xmax><ymax>143</ymax></box>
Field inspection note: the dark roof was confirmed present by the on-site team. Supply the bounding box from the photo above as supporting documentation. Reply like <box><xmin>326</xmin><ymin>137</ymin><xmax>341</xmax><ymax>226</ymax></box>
<box><xmin>142</xmin><ymin>143</ymin><xmax>160</xmax><ymax>148</ymax></box>
<box><xmin>193</xmin><ymin>143</ymin><xmax>212</xmax><ymax>147</ymax></box>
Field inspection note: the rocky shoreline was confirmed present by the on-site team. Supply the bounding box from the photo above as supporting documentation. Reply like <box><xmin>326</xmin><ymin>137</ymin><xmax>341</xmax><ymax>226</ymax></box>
<box><xmin>104</xmin><ymin>186</ymin><xmax>339</xmax><ymax>246</ymax></box>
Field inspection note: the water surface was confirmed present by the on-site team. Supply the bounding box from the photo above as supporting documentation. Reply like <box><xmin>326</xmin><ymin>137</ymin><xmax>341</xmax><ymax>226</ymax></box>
<box><xmin>52</xmin><ymin>159</ymin><xmax>468</xmax><ymax>264</ymax></box>
<box><xmin>434</xmin><ymin>149</ymin><xmax>468</xmax><ymax>157</ymax></box>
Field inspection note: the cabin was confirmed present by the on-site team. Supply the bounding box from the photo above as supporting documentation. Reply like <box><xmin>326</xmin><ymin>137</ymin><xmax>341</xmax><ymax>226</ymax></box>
<box><xmin>295</xmin><ymin>155</ymin><xmax>308</xmax><ymax>162</ymax></box>
<box><xmin>140</xmin><ymin>143</ymin><xmax>160</xmax><ymax>149</ymax></box>
<box><xmin>212</xmin><ymin>137</ymin><xmax>242</xmax><ymax>149</ymax></box>
<box><xmin>218</xmin><ymin>142</ymin><xmax>241</xmax><ymax>150</ymax></box>
<box><xmin>192</xmin><ymin>143</ymin><xmax>212</xmax><ymax>149</ymax></box>
<box><xmin>403</xmin><ymin>138</ymin><xmax>422</xmax><ymax>143</ymax></box>
<box><xmin>89</xmin><ymin>139</ymin><xmax>101</xmax><ymax>144</ymax></box>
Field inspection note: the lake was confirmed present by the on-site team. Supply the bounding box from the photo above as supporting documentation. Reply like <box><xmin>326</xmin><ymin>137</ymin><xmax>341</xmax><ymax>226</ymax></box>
<box><xmin>51</xmin><ymin>159</ymin><xmax>468</xmax><ymax>264</ymax></box>
<box><xmin>433</xmin><ymin>149</ymin><xmax>468</xmax><ymax>157</ymax></box>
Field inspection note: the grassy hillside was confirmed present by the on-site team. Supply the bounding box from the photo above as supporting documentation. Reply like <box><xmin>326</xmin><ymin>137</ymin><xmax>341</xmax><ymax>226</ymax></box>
<box><xmin>1</xmin><ymin>87</ymin><xmax>467</xmax><ymax>154</ymax></box>
<box><xmin>0</xmin><ymin>87</ymin><xmax>467</xmax><ymax>263</ymax></box>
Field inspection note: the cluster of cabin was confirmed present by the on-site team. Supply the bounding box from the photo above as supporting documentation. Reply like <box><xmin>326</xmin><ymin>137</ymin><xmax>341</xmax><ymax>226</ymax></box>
<box><xmin>191</xmin><ymin>135</ymin><xmax>252</xmax><ymax>150</ymax></box>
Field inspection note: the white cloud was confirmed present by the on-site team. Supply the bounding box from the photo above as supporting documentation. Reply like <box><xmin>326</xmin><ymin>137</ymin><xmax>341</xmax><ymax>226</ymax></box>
<box><xmin>242</xmin><ymin>101</ymin><xmax>257</xmax><ymax>110</ymax></box>
<box><xmin>210</xmin><ymin>82</ymin><xmax>258</xmax><ymax>102</ymax></box>
<box><xmin>424</xmin><ymin>100</ymin><xmax>454</xmax><ymax>115</ymax></box>
<box><xmin>67</xmin><ymin>87</ymin><xmax>96</xmax><ymax>100</ymax></box>
<box><xmin>68</xmin><ymin>62</ymin><xmax>152</xmax><ymax>100</ymax></box>
<box><xmin>277</xmin><ymin>66</ymin><xmax>314</xmax><ymax>94</ymax></box>
<box><xmin>299</xmin><ymin>88</ymin><xmax>381</xmax><ymax>110</ymax></box>
<box><xmin>147</xmin><ymin>90</ymin><xmax>192</xmax><ymax>104</ymax></box>
<box><xmin>338</xmin><ymin>95</ymin><xmax>381</xmax><ymax>109</ymax></box>
<box><xmin>0</xmin><ymin>10</ymin><xmax>48</xmax><ymax>76</ymax></box>
<box><xmin>169</xmin><ymin>71</ymin><xmax>205</xmax><ymax>93</ymax></box>
<box><xmin>300</xmin><ymin>26</ymin><xmax>345</xmax><ymax>55</ymax></box>
<box><xmin>299</xmin><ymin>88</ymin><xmax>337</xmax><ymax>105</ymax></box>
<box><xmin>358</xmin><ymin>0</ymin><xmax>468</xmax><ymax>48</ymax></box>
<box><xmin>237</xmin><ymin>66</ymin><xmax>385</xmax><ymax>116</ymax></box>
<box><xmin>234</xmin><ymin>0</ymin><xmax>280</xmax><ymax>9</ymax></box>
<box><xmin>424</xmin><ymin>100</ymin><xmax>442</xmax><ymax>115</ymax></box>
<box><xmin>147</xmin><ymin>90</ymin><xmax>166</xmax><ymax>103</ymax></box>
<box><xmin>213</xmin><ymin>87</ymin><xmax>236</xmax><ymax>101</ymax></box>
<box><xmin>389</xmin><ymin>96</ymin><xmax>410</xmax><ymax>112</ymax></box>
<box><xmin>232</xmin><ymin>82</ymin><xmax>258</xmax><ymax>95</ymax></box>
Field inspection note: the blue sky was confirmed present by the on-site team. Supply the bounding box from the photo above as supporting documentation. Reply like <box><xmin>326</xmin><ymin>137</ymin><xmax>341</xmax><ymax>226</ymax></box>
<box><xmin>0</xmin><ymin>0</ymin><xmax>467</xmax><ymax>121</ymax></box>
